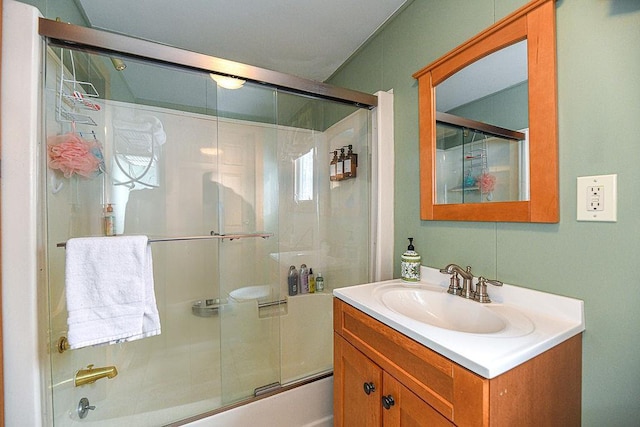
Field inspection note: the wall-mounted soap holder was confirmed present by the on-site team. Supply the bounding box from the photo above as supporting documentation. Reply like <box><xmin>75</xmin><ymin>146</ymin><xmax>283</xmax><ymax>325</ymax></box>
<box><xmin>191</xmin><ymin>298</ymin><xmax>224</xmax><ymax>317</ymax></box>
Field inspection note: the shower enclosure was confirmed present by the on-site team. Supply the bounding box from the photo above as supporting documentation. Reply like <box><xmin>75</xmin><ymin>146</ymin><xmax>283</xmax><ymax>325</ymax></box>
<box><xmin>1</xmin><ymin>6</ymin><xmax>393</xmax><ymax>426</ymax></box>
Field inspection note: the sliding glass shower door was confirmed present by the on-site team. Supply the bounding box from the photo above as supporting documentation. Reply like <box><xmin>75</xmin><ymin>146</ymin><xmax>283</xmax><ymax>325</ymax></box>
<box><xmin>43</xmin><ymin>35</ymin><xmax>372</xmax><ymax>425</ymax></box>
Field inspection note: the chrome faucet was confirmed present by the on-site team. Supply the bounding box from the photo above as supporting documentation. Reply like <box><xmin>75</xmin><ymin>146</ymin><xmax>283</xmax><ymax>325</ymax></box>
<box><xmin>75</xmin><ymin>364</ymin><xmax>118</xmax><ymax>387</ymax></box>
<box><xmin>440</xmin><ymin>264</ymin><xmax>474</xmax><ymax>299</ymax></box>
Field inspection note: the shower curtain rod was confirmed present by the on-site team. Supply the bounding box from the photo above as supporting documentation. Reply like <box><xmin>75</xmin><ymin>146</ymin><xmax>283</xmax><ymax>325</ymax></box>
<box><xmin>38</xmin><ymin>18</ymin><xmax>377</xmax><ymax>109</ymax></box>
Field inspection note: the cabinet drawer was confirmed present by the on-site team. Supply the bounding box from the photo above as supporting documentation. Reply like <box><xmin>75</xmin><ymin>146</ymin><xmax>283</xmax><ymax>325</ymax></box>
<box><xmin>334</xmin><ymin>298</ymin><xmax>487</xmax><ymax>425</ymax></box>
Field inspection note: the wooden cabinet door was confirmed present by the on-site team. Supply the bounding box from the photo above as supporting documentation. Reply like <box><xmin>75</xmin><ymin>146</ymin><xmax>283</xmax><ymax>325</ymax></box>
<box><xmin>383</xmin><ymin>372</ymin><xmax>454</xmax><ymax>427</ymax></box>
<box><xmin>334</xmin><ymin>334</ymin><xmax>383</xmax><ymax>427</ymax></box>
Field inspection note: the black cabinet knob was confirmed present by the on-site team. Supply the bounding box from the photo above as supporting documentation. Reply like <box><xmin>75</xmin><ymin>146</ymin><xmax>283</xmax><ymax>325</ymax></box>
<box><xmin>382</xmin><ymin>395</ymin><xmax>395</xmax><ymax>410</ymax></box>
<box><xmin>363</xmin><ymin>382</ymin><xmax>376</xmax><ymax>395</ymax></box>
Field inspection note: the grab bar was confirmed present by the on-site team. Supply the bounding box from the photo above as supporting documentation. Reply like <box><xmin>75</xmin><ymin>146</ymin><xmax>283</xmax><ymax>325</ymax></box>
<box><xmin>258</xmin><ymin>299</ymin><xmax>287</xmax><ymax>309</ymax></box>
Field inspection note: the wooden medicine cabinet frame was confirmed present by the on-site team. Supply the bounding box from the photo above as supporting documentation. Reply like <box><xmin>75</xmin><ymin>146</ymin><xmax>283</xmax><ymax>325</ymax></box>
<box><xmin>413</xmin><ymin>0</ymin><xmax>558</xmax><ymax>222</ymax></box>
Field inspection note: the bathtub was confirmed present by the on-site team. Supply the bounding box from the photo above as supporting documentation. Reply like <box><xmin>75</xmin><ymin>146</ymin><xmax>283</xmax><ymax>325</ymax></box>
<box><xmin>56</xmin><ymin>375</ymin><xmax>332</xmax><ymax>426</ymax></box>
<box><xmin>180</xmin><ymin>376</ymin><xmax>333</xmax><ymax>427</ymax></box>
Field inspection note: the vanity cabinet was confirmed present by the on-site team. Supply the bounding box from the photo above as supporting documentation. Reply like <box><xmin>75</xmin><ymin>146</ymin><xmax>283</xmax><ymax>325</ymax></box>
<box><xmin>333</xmin><ymin>298</ymin><xmax>582</xmax><ymax>426</ymax></box>
<box><xmin>336</xmin><ymin>333</ymin><xmax>453</xmax><ymax>426</ymax></box>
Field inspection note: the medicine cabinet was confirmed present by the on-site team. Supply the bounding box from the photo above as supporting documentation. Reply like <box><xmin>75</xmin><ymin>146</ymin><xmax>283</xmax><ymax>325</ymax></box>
<box><xmin>413</xmin><ymin>0</ymin><xmax>558</xmax><ymax>222</ymax></box>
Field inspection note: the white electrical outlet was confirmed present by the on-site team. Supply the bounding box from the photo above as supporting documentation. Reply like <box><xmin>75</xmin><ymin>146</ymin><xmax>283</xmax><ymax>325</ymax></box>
<box><xmin>587</xmin><ymin>185</ymin><xmax>604</xmax><ymax>211</ymax></box>
<box><xmin>577</xmin><ymin>174</ymin><xmax>617</xmax><ymax>222</ymax></box>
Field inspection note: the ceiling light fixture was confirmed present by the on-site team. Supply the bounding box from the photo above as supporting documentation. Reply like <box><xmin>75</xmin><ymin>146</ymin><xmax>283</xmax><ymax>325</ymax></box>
<box><xmin>210</xmin><ymin>73</ymin><xmax>245</xmax><ymax>90</ymax></box>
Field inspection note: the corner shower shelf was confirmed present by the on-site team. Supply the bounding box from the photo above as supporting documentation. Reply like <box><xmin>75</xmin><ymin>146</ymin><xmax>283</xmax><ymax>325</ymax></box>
<box><xmin>56</xmin><ymin>232</ymin><xmax>273</xmax><ymax>248</ymax></box>
<box><xmin>449</xmin><ymin>186</ymin><xmax>480</xmax><ymax>192</ymax></box>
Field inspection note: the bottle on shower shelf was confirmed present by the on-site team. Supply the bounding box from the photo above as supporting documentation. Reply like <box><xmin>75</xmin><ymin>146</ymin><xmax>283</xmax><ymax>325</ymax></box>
<box><xmin>315</xmin><ymin>272</ymin><xmax>325</xmax><ymax>292</ymax></box>
<box><xmin>103</xmin><ymin>203</ymin><xmax>115</xmax><ymax>236</ymax></box>
<box><xmin>288</xmin><ymin>265</ymin><xmax>299</xmax><ymax>296</ymax></box>
<box><xmin>308</xmin><ymin>268</ymin><xmax>316</xmax><ymax>293</ymax></box>
<box><xmin>299</xmin><ymin>264</ymin><xmax>309</xmax><ymax>294</ymax></box>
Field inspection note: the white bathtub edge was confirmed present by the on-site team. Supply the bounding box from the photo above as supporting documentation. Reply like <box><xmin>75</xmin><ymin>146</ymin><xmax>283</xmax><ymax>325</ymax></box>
<box><xmin>184</xmin><ymin>376</ymin><xmax>333</xmax><ymax>427</ymax></box>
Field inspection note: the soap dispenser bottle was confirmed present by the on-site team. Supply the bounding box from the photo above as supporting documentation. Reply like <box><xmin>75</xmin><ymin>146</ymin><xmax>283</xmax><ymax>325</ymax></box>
<box><xmin>344</xmin><ymin>144</ymin><xmax>357</xmax><ymax>178</ymax></box>
<box><xmin>336</xmin><ymin>148</ymin><xmax>345</xmax><ymax>180</ymax></box>
<box><xmin>401</xmin><ymin>237</ymin><xmax>421</xmax><ymax>283</ymax></box>
<box><xmin>329</xmin><ymin>151</ymin><xmax>338</xmax><ymax>181</ymax></box>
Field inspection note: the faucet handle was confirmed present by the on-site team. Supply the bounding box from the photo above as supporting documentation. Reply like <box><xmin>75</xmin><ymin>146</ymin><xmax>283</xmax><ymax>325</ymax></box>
<box><xmin>474</xmin><ymin>277</ymin><xmax>501</xmax><ymax>303</ymax></box>
<box><xmin>484</xmin><ymin>278</ymin><xmax>503</xmax><ymax>287</ymax></box>
<box><xmin>447</xmin><ymin>272</ymin><xmax>461</xmax><ymax>295</ymax></box>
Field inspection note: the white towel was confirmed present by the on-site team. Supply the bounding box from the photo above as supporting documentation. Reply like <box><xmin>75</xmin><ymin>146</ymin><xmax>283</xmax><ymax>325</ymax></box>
<box><xmin>65</xmin><ymin>235</ymin><xmax>161</xmax><ymax>349</ymax></box>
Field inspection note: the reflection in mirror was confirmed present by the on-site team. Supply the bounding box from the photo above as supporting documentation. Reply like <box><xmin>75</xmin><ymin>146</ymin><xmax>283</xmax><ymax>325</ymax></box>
<box><xmin>436</xmin><ymin>120</ymin><xmax>528</xmax><ymax>204</ymax></box>
<box><xmin>436</xmin><ymin>41</ymin><xmax>528</xmax><ymax>129</ymax></box>
<box><xmin>435</xmin><ymin>40</ymin><xmax>528</xmax><ymax>205</ymax></box>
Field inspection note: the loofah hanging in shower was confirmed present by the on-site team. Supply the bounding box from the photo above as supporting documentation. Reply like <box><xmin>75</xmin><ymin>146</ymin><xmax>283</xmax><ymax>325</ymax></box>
<box><xmin>47</xmin><ymin>132</ymin><xmax>103</xmax><ymax>178</ymax></box>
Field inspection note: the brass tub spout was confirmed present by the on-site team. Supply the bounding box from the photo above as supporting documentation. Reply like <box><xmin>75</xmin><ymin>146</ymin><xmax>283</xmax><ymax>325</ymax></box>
<box><xmin>75</xmin><ymin>364</ymin><xmax>118</xmax><ymax>387</ymax></box>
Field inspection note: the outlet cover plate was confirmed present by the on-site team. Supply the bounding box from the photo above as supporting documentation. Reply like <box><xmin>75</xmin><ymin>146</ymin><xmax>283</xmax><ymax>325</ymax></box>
<box><xmin>577</xmin><ymin>174</ymin><xmax>617</xmax><ymax>222</ymax></box>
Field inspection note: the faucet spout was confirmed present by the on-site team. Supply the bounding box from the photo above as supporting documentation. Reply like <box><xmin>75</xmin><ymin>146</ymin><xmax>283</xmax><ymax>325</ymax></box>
<box><xmin>75</xmin><ymin>364</ymin><xmax>118</xmax><ymax>387</ymax></box>
<box><xmin>440</xmin><ymin>264</ymin><xmax>475</xmax><ymax>299</ymax></box>
<box><xmin>440</xmin><ymin>264</ymin><xmax>472</xmax><ymax>280</ymax></box>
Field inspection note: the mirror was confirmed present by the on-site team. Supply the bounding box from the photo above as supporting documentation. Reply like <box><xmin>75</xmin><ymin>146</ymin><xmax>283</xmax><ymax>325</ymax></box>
<box><xmin>413</xmin><ymin>0</ymin><xmax>558</xmax><ymax>222</ymax></box>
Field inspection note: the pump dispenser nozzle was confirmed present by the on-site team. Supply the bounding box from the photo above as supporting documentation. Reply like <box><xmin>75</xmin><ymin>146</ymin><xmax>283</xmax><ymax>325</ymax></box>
<box><xmin>407</xmin><ymin>237</ymin><xmax>415</xmax><ymax>251</ymax></box>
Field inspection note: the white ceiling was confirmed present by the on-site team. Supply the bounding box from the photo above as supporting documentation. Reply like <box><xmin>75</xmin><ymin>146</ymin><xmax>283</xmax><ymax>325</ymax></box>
<box><xmin>77</xmin><ymin>0</ymin><xmax>408</xmax><ymax>82</ymax></box>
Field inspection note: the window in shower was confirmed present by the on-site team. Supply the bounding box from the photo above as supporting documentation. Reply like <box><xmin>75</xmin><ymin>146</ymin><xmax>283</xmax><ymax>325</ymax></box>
<box><xmin>294</xmin><ymin>148</ymin><xmax>314</xmax><ymax>202</ymax></box>
<box><xmin>43</xmin><ymin>40</ymin><xmax>372</xmax><ymax>426</ymax></box>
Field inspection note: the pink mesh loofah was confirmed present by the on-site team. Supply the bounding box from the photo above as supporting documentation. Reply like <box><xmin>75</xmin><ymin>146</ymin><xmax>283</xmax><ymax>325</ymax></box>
<box><xmin>47</xmin><ymin>132</ymin><xmax>101</xmax><ymax>178</ymax></box>
<box><xmin>477</xmin><ymin>172</ymin><xmax>496</xmax><ymax>194</ymax></box>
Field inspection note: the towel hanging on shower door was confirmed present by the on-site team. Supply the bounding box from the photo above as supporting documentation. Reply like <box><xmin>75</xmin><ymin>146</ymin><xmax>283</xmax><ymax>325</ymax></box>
<box><xmin>64</xmin><ymin>235</ymin><xmax>161</xmax><ymax>349</ymax></box>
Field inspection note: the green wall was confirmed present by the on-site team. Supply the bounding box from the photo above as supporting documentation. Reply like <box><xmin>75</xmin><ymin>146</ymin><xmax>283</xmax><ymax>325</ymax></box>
<box><xmin>329</xmin><ymin>0</ymin><xmax>640</xmax><ymax>425</ymax></box>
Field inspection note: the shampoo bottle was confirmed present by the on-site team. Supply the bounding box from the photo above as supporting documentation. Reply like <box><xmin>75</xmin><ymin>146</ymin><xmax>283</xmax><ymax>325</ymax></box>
<box><xmin>401</xmin><ymin>237</ymin><xmax>421</xmax><ymax>283</ymax></box>
<box><xmin>103</xmin><ymin>204</ymin><xmax>115</xmax><ymax>236</ymax></box>
<box><xmin>308</xmin><ymin>268</ymin><xmax>316</xmax><ymax>293</ymax></box>
<box><xmin>288</xmin><ymin>265</ymin><xmax>299</xmax><ymax>296</ymax></box>
<box><xmin>299</xmin><ymin>264</ymin><xmax>309</xmax><ymax>294</ymax></box>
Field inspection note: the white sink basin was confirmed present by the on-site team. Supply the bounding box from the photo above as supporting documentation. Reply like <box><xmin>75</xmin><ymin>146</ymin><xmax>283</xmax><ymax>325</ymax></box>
<box><xmin>334</xmin><ymin>266</ymin><xmax>585</xmax><ymax>378</ymax></box>
<box><xmin>372</xmin><ymin>284</ymin><xmax>534</xmax><ymax>337</ymax></box>
<box><xmin>375</xmin><ymin>286</ymin><xmax>506</xmax><ymax>333</ymax></box>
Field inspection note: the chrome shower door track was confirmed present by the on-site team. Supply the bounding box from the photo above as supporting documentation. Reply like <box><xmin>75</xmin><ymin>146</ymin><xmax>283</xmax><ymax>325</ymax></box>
<box><xmin>38</xmin><ymin>18</ymin><xmax>377</xmax><ymax>109</ymax></box>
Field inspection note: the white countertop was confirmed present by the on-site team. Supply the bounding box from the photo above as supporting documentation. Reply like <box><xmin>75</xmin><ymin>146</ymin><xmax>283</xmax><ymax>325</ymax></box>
<box><xmin>333</xmin><ymin>266</ymin><xmax>585</xmax><ymax>378</ymax></box>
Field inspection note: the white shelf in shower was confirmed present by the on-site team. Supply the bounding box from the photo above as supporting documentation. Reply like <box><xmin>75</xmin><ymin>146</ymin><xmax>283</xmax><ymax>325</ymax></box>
<box><xmin>449</xmin><ymin>186</ymin><xmax>479</xmax><ymax>192</ymax></box>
